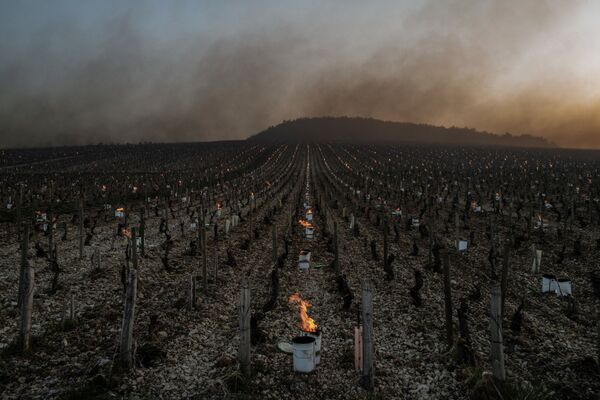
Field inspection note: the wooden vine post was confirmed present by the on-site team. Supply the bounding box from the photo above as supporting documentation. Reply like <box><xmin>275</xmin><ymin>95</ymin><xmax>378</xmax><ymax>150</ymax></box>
<box><xmin>120</xmin><ymin>228</ymin><xmax>138</xmax><ymax>371</ymax></box>
<box><xmin>201</xmin><ymin>226</ymin><xmax>207</xmax><ymax>292</ymax></box>
<box><xmin>18</xmin><ymin>224</ymin><xmax>30</xmax><ymax>307</ymax></box>
<box><xmin>19</xmin><ymin>224</ymin><xmax>34</xmax><ymax>353</ymax></box>
<box><xmin>140</xmin><ymin>209</ymin><xmax>145</xmax><ymax>257</ymax></box>
<box><xmin>361</xmin><ymin>281</ymin><xmax>374</xmax><ymax>390</ymax></box>
<box><xmin>443</xmin><ymin>251</ymin><xmax>453</xmax><ymax>347</ymax></box>
<box><xmin>333</xmin><ymin>220</ymin><xmax>339</xmax><ymax>275</ymax></box>
<box><xmin>383</xmin><ymin>219</ymin><xmax>391</xmax><ymax>279</ymax></box>
<box><xmin>16</xmin><ymin>184</ymin><xmax>23</xmax><ymax>241</ymax></box>
<box><xmin>78</xmin><ymin>192</ymin><xmax>84</xmax><ymax>260</ymax></box>
<box><xmin>455</xmin><ymin>212</ymin><xmax>459</xmax><ymax>248</ymax></box>
<box><xmin>239</xmin><ymin>278</ymin><xmax>251</xmax><ymax>376</ymax></box>
<box><xmin>48</xmin><ymin>182</ymin><xmax>54</xmax><ymax>264</ymax></box>
<box><xmin>500</xmin><ymin>241</ymin><xmax>510</xmax><ymax>318</ymax></box>
<box><xmin>490</xmin><ymin>283</ymin><xmax>506</xmax><ymax>381</ymax></box>
<box><xmin>190</xmin><ymin>275</ymin><xmax>197</xmax><ymax>310</ymax></box>
<box><xmin>271</xmin><ymin>224</ymin><xmax>277</xmax><ymax>263</ymax></box>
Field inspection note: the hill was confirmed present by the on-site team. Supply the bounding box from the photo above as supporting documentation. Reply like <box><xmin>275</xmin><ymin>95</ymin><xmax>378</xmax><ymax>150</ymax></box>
<box><xmin>248</xmin><ymin>117</ymin><xmax>555</xmax><ymax>148</ymax></box>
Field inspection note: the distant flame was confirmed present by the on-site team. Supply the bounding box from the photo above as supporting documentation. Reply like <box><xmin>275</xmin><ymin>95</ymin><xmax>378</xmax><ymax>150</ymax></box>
<box><xmin>298</xmin><ymin>219</ymin><xmax>313</xmax><ymax>228</ymax></box>
<box><xmin>288</xmin><ymin>292</ymin><xmax>318</xmax><ymax>333</ymax></box>
<box><xmin>116</xmin><ymin>207</ymin><xmax>124</xmax><ymax>212</ymax></box>
<box><xmin>216</xmin><ymin>202</ymin><xmax>222</xmax><ymax>210</ymax></box>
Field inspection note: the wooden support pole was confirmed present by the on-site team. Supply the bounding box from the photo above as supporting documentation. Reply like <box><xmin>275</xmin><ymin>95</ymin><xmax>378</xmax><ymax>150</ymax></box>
<box><xmin>140</xmin><ymin>209</ymin><xmax>145</xmax><ymax>257</ymax></box>
<box><xmin>78</xmin><ymin>195</ymin><xmax>84</xmax><ymax>260</ymax></box>
<box><xmin>190</xmin><ymin>275</ymin><xmax>196</xmax><ymax>310</ymax></box>
<box><xmin>333</xmin><ymin>221</ymin><xmax>339</xmax><ymax>275</ymax></box>
<box><xmin>19</xmin><ymin>261</ymin><xmax>34</xmax><ymax>353</ymax></box>
<box><xmin>119</xmin><ymin>268</ymin><xmax>137</xmax><ymax>371</ymax></box>
<box><xmin>202</xmin><ymin>226</ymin><xmax>207</xmax><ymax>292</ymax></box>
<box><xmin>490</xmin><ymin>283</ymin><xmax>506</xmax><ymax>381</ymax></box>
<box><xmin>443</xmin><ymin>251</ymin><xmax>454</xmax><ymax>347</ymax></box>
<box><xmin>271</xmin><ymin>224</ymin><xmax>277</xmax><ymax>263</ymax></box>
<box><xmin>383</xmin><ymin>219</ymin><xmax>389</xmax><ymax>277</ymax></box>
<box><xmin>239</xmin><ymin>278</ymin><xmax>251</xmax><ymax>376</ymax></box>
<box><xmin>69</xmin><ymin>293</ymin><xmax>76</xmax><ymax>321</ymax></box>
<box><xmin>48</xmin><ymin>183</ymin><xmax>54</xmax><ymax>263</ymax></box>
<box><xmin>500</xmin><ymin>242</ymin><xmax>510</xmax><ymax>318</ymax></box>
<box><xmin>213</xmin><ymin>243</ymin><xmax>218</xmax><ymax>284</ymax></box>
<box><xmin>16</xmin><ymin>185</ymin><xmax>23</xmax><ymax>242</ymax></box>
<box><xmin>361</xmin><ymin>281</ymin><xmax>374</xmax><ymax>390</ymax></box>
<box><xmin>597</xmin><ymin>304</ymin><xmax>600</xmax><ymax>370</ymax></box>
<box><xmin>94</xmin><ymin>247</ymin><xmax>101</xmax><ymax>270</ymax></box>
<box><xmin>455</xmin><ymin>212</ymin><xmax>459</xmax><ymax>248</ymax></box>
<box><xmin>18</xmin><ymin>223</ymin><xmax>31</xmax><ymax>307</ymax></box>
<box><xmin>131</xmin><ymin>228</ymin><xmax>138</xmax><ymax>271</ymax></box>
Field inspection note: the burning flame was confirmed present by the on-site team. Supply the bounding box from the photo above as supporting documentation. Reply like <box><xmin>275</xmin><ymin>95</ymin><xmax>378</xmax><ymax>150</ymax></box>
<box><xmin>216</xmin><ymin>202</ymin><xmax>222</xmax><ymax>210</ymax></box>
<box><xmin>306</xmin><ymin>209</ymin><xmax>313</xmax><ymax>215</ymax></box>
<box><xmin>298</xmin><ymin>219</ymin><xmax>313</xmax><ymax>228</ymax></box>
<box><xmin>122</xmin><ymin>228</ymin><xmax>131</xmax><ymax>239</ymax></box>
<box><xmin>288</xmin><ymin>293</ymin><xmax>318</xmax><ymax>333</ymax></box>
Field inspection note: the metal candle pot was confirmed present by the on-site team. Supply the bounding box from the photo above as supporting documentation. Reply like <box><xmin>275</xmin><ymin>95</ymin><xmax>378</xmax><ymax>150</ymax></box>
<box><xmin>301</xmin><ymin>329</ymin><xmax>322</xmax><ymax>364</ymax></box>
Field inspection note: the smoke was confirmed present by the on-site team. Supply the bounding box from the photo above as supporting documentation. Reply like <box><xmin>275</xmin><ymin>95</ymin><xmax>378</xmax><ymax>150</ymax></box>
<box><xmin>1</xmin><ymin>0</ymin><xmax>598</xmax><ymax>148</ymax></box>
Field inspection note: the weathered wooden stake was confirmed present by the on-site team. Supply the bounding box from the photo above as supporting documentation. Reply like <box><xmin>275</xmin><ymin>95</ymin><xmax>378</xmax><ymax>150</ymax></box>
<box><xmin>18</xmin><ymin>224</ymin><xmax>30</xmax><ymax>307</ymax></box>
<box><xmin>490</xmin><ymin>283</ymin><xmax>506</xmax><ymax>380</ymax></box>
<box><xmin>361</xmin><ymin>281</ymin><xmax>374</xmax><ymax>390</ymax></box>
<box><xmin>190</xmin><ymin>275</ymin><xmax>196</xmax><ymax>310</ymax></box>
<box><xmin>69</xmin><ymin>293</ymin><xmax>76</xmax><ymax>321</ymax></box>
<box><xmin>333</xmin><ymin>221</ymin><xmax>339</xmax><ymax>275</ymax></box>
<box><xmin>78</xmin><ymin>195</ymin><xmax>84</xmax><ymax>260</ymax></box>
<box><xmin>48</xmin><ymin>183</ymin><xmax>54</xmax><ymax>264</ymax></box>
<box><xmin>201</xmin><ymin>226</ymin><xmax>207</xmax><ymax>292</ymax></box>
<box><xmin>131</xmin><ymin>228</ymin><xmax>138</xmax><ymax>270</ymax></box>
<box><xmin>119</xmin><ymin>268</ymin><xmax>137</xmax><ymax>371</ymax></box>
<box><xmin>383</xmin><ymin>219</ymin><xmax>390</xmax><ymax>278</ymax></box>
<box><xmin>140</xmin><ymin>210</ymin><xmax>145</xmax><ymax>257</ymax></box>
<box><xmin>500</xmin><ymin>242</ymin><xmax>510</xmax><ymax>318</ymax></box>
<box><xmin>90</xmin><ymin>248</ymin><xmax>99</xmax><ymax>271</ymax></box>
<box><xmin>213</xmin><ymin>243</ymin><xmax>218</xmax><ymax>284</ymax></box>
<box><xmin>443</xmin><ymin>251</ymin><xmax>454</xmax><ymax>347</ymax></box>
<box><xmin>455</xmin><ymin>212</ymin><xmax>460</xmax><ymax>248</ymax></box>
<box><xmin>19</xmin><ymin>261</ymin><xmax>34</xmax><ymax>353</ymax></box>
<box><xmin>16</xmin><ymin>184</ymin><xmax>23</xmax><ymax>241</ymax></box>
<box><xmin>239</xmin><ymin>278</ymin><xmax>251</xmax><ymax>376</ymax></box>
<box><xmin>271</xmin><ymin>224</ymin><xmax>277</xmax><ymax>263</ymax></box>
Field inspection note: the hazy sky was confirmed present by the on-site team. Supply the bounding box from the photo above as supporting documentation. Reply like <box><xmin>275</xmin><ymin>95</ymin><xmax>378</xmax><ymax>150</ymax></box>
<box><xmin>1</xmin><ymin>0</ymin><xmax>599</xmax><ymax>148</ymax></box>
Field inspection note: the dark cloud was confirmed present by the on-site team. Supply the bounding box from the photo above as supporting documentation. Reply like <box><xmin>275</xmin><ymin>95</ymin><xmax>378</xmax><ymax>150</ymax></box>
<box><xmin>0</xmin><ymin>0</ymin><xmax>598</xmax><ymax>148</ymax></box>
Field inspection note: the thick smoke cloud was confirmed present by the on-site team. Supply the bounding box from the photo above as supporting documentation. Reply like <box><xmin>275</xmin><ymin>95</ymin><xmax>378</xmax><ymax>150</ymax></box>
<box><xmin>0</xmin><ymin>0</ymin><xmax>598</xmax><ymax>148</ymax></box>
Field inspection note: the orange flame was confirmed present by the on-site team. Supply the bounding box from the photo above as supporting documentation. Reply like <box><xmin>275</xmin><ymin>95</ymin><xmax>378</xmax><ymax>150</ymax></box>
<box><xmin>288</xmin><ymin>292</ymin><xmax>318</xmax><ymax>333</ymax></box>
<box><xmin>116</xmin><ymin>207</ymin><xmax>124</xmax><ymax>212</ymax></box>
<box><xmin>298</xmin><ymin>219</ymin><xmax>313</xmax><ymax>228</ymax></box>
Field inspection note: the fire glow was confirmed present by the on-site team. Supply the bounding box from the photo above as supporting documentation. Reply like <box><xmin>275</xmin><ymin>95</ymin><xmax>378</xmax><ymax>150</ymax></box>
<box><xmin>122</xmin><ymin>228</ymin><xmax>131</xmax><ymax>239</ymax></box>
<box><xmin>298</xmin><ymin>219</ymin><xmax>312</xmax><ymax>228</ymax></box>
<box><xmin>288</xmin><ymin>292</ymin><xmax>318</xmax><ymax>333</ymax></box>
